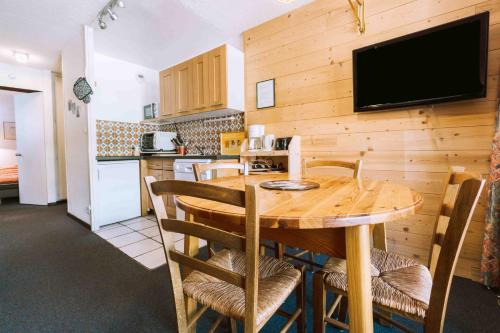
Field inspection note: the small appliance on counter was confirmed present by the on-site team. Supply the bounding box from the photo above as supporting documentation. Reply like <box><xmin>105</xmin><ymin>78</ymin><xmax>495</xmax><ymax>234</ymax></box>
<box><xmin>248</xmin><ymin>124</ymin><xmax>265</xmax><ymax>150</ymax></box>
<box><xmin>141</xmin><ymin>131</ymin><xmax>177</xmax><ymax>153</ymax></box>
<box><xmin>275</xmin><ymin>137</ymin><xmax>292</xmax><ymax>150</ymax></box>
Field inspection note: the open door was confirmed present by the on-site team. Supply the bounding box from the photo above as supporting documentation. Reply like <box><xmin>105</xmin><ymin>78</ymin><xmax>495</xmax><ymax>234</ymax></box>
<box><xmin>14</xmin><ymin>92</ymin><xmax>48</xmax><ymax>205</ymax></box>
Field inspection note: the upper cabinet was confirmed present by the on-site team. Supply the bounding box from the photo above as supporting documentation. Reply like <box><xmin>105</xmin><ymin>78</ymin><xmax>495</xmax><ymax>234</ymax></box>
<box><xmin>174</xmin><ymin>60</ymin><xmax>193</xmax><ymax>113</ymax></box>
<box><xmin>158</xmin><ymin>44</ymin><xmax>243</xmax><ymax>119</ymax></box>
<box><xmin>159</xmin><ymin>68</ymin><xmax>175</xmax><ymax>117</ymax></box>
<box><xmin>192</xmin><ymin>54</ymin><xmax>209</xmax><ymax>110</ymax></box>
<box><xmin>208</xmin><ymin>45</ymin><xmax>227</xmax><ymax>108</ymax></box>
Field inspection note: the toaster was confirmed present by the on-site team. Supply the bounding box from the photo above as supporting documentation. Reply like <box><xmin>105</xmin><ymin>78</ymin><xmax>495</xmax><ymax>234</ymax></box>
<box><xmin>141</xmin><ymin>132</ymin><xmax>177</xmax><ymax>152</ymax></box>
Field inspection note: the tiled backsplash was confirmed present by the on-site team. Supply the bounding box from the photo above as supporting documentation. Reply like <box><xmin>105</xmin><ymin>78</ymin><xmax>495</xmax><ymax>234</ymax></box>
<box><xmin>96</xmin><ymin>120</ymin><xmax>159</xmax><ymax>156</ymax></box>
<box><xmin>96</xmin><ymin>114</ymin><xmax>244</xmax><ymax>156</ymax></box>
<box><xmin>161</xmin><ymin>114</ymin><xmax>244</xmax><ymax>155</ymax></box>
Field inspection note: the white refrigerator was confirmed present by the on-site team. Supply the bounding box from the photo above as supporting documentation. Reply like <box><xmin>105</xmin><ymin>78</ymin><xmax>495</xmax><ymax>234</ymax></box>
<box><xmin>94</xmin><ymin>160</ymin><xmax>141</xmax><ymax>228</ymax></box>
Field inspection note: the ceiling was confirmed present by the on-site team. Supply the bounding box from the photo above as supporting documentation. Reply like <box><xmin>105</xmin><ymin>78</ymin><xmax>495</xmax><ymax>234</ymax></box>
<box><xmin>0</xmin><ymin>0</ymin><xmax>315</xmax><ymax>71</ymax></box>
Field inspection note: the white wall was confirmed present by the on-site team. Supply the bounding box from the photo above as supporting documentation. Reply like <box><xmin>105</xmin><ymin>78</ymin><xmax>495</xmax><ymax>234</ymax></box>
<box><xmin>0</xmin><ymin>92</ymin><xmax>16</xmax><ymax>166</ymax></box>
<box><xmin>93</xmin><ymin>53</ymin><xmax>159</xmax><ymax>122</ymax></box>
<box><xmin>62</xmin><ymin>26</ymin><xmax>92</xmax><ymax>223</ymax></box>
<box><xmin>0</xmin><ymin>62</ymin><xmax>59</xmax><ymax>203</ymax></box>
<box><xmin>53</xmin><ymin>73</ymin><xmax>66</xmax><ymax>200</ymax></box>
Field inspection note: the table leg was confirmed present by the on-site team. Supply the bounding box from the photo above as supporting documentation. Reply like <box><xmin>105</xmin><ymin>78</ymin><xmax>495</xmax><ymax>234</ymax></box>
<box><xmin>184</xmin><ymin>213</ymin><xmax>199</xmax><ymax>333</ymax></box>
<box><xmin>345</xmin><ymin>225</ymin><xmax>373</xmax><ymax>333</ymax></box>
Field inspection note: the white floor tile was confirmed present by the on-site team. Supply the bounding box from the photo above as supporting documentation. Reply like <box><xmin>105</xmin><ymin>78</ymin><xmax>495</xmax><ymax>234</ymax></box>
<box><xmin>120</xmin><ymin>238</ymin><xmax>162</xmax><ymax>257</ymax></box>
<box><xmin>153</xmin><ymin>235</ymin><xmax>163</xmax><ymax>243</ymax></box>
<box><xmin>139</xmin><ymin>226</ymin><xmax>160</xmax><ymax>238</ymax></box>
<box><xmin>145</xmin><ymin>215</ymin><xmax>157</xmax><ymax>221</ymax></box>
<box><xmin>126</xmin><ymin>220</ymin><xmax>157</xmax><ymax>231</ymax></box>
<box><xmin>108</xmin><ymin>232</ymin><xmax>147</xmax><ymax>248</ymax></box>
<box><xmin>174</xmin><ymin>239</ymin><xmax>184</xmax><ymax>252</ymax></box>
<box><xmin>97</xmin><ymin>223</ymin><xmax>122</xmax><ymax>231</ymax></box>
<box><xmin>135</xmin><ymin>248</ymin><xmax>166</xmax><ymax>269</ymax></box>
<box><xmin>120</xmin><ymin>217</ymin><xmax>150</xmax><ymax>226</ymax></box>
<box><xmin>95</xmin><ymin>226</ymin><xmax>133</xmax><ymax>240</ymax></box>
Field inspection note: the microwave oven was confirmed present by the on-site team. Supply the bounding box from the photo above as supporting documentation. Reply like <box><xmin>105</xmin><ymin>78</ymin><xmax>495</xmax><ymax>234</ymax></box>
<box><xmin>141</xmin><ymin>132</ymin><xmax>177</xmax><ymax>152</ymax></box>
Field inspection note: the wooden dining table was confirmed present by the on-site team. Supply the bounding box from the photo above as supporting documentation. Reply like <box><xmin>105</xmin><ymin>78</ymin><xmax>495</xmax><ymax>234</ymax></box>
<box><xmin>175</xmin><ymin>173</ymin><xmax>423</xmax><ymax>333</ymax></box>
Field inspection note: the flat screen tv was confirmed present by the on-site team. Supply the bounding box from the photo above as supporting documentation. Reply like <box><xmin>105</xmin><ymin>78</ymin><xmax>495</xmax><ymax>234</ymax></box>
<box><xmin>353</xmin><ymin>12</ymin><xmax>489</xmax><ymax>112</ymax></box>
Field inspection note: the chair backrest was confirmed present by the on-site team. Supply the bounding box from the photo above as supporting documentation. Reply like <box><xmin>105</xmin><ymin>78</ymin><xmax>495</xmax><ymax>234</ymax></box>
<box><xmin>193</xmin><ymin>162</ymin><xmax>249</xmax><ymax>181</ymax></box>
<box><xmin>425</xmin><ymin>176</ymin><xmax>485</xmax><ymax>333</ymax></box>
<box><xmin>144</xmin><ymin>177</ymin><xmax>261</xmax><ymax>332</ymax></box>
<box><xmin>427</xmin><ymin>167</ymin><xmax>481</xmax><ymax>275</ymax></box>
<box><xmin>302</xmin><ymin>159</ymin><xmax>363</xmax><ymax>180</ymax></box>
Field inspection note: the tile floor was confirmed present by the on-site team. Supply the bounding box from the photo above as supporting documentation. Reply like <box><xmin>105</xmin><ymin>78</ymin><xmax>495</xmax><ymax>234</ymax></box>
<box><xmin>95</xmin><ymin>215</ymin><xmax>207</xmax><ymax>270</ymax></box>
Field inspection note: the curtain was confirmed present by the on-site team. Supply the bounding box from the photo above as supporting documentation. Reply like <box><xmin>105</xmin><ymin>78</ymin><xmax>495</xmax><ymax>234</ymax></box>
<box><xmin>481</xmin><ymin>103</ymin><xmax>500</xmax><ymax>289</ymax></box>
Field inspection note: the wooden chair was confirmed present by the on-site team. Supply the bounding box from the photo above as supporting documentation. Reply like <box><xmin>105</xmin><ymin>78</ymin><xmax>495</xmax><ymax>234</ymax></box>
<box><xmin>144</xmin><ymin>177</ymin><xmax>306</xmax><ymax>333</ymax></box>
<box><xmin>313</xmin><ymin>170</ymin><xmax>485</xmax><ymax>333</ymax></box>
<box><xmin>302</xmin><ymin>159</ymin><xmax>363</xmax><ymax>180</ymax></box>
<box><xmin>276</xmin><ymin>159</ymin><xmax>367</xmax><ymax>268</ymax></box>
<box><xmin>193</xmin><ymin>162</ymin><xmax>249</xmax><ymax>181</ymax></box>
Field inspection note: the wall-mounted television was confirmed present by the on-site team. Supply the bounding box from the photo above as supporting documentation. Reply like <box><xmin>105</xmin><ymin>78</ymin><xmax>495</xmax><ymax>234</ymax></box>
<box><xmin>353</xmin><ymin>12</ymin><xmax>489</xmax><ymax>113</ymax></box>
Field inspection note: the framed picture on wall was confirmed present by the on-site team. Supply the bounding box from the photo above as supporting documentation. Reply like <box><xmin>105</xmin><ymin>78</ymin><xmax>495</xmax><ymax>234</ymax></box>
<box><xmin>256</xmin><ymin>79</ymin><xmax>275</xmax><ymax>109</ymax></box>
<box><xmin>3</xmin><ymin>122</ymin><xmax>16</xmax><ymax>140</ymax></box>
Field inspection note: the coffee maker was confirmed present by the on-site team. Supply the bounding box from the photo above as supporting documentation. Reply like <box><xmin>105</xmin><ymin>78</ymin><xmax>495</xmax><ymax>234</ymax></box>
<box><xmin>248</xmin><ymin>124</ymin><xmax>265</xmax><ymax>150</ymax></box>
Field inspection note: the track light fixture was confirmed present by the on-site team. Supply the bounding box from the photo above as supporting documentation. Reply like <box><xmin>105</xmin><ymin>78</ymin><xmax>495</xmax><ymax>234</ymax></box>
<box><xmin>106</xmin><ymin>7</ymin><xmax>118</xmax><ymax>21</ymax></box>
<box><xmin>97</xmin><ymin>0</ymin><xmax>125</xmax><ymax>30</ymax></box>
<box><xmin>98</xmin><ymin>18</ymin><xmax>107</xmax><ymax>30</ymax></box>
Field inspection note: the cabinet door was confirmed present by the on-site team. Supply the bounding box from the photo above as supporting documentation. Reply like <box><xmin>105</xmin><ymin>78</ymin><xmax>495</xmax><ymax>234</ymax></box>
<box><xmin>208</xmin><ymin>45</ymin><xmax>227</xmax><ymax>108</ymax></box>
<box><xmin>147</xmin><ymin>168</ymin><xmax>163</xmax><ymax>210</ymax></box>
<box><xmin>162</xmin><ymin>170</ymin><xmax>176</xmax><ymax>218</ymax></box>
<box><xmin>175</xmin><ymin>61</ymin><xmax>193</xmax><ymax>113</ymax></box>
<box><xmin>192</xmin><ymin>54</ymin><xmax>209</xmax><ymax>110</ymax></box>
<box><xmin>159</xmin><ymin>68</ymin><xmax>175</xmax><ymax>117</ymax></box>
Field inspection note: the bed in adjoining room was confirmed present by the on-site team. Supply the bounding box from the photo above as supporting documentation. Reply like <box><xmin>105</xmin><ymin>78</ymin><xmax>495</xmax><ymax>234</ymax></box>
<box><xmin>0</xmin><ymin>165</ymin><xmax>19</xmax><ymax>203</ymax></box>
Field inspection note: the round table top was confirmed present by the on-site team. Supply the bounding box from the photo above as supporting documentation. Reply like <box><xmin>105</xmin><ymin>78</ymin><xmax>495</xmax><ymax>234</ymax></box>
<box><xmin>176</xmin><ymin>174</ymin><xmax>423</xmax><ymax>229</ymax></box>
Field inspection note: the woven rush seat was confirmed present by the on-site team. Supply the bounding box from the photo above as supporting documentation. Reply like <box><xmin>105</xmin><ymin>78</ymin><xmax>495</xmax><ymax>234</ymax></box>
<box><xmin>323</xmin><ymin>248</ymin><xmax>432</xmax><ymax>319</ymax></box>
<box><xmin>183</xmin><ymin>248</ymin><xmax>301</xmax><ymax>325</ymax></box>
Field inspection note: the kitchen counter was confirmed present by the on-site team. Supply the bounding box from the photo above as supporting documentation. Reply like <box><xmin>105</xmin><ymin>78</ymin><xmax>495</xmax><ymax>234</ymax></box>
<box><xmin>96</xmin><ymin>155</ymin><xmax>239</xmax><ymax>162</ymax></box>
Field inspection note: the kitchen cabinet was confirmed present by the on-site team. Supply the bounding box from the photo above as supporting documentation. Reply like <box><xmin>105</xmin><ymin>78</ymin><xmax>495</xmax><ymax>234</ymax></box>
<box><xmin>174</xmin><ymin>60</ymin><xmax>193</xmax><ymax>114</ymax></box>
<box><xmin>157</xmin><ymin>44</ymin><xmax>243</xmax><ymax>120</ymax></box>
<box><xmin>208</xmin><ymin>45</ymin><xmax>227</xmax><ymax>108</ymax></box>
<box><xmin>192</xmin><ymin>54</ymin><xmax>209</xmax><ymax>110</ymax></box>
<box><xmin>142</xmin><ymin>159</ymin><xmax>176</xmax><ymax>218</ymax></box>
<box><xmin>159</xmin><ymin>68</ymin><xmax>175</xmax><ymax>117</ymax></box>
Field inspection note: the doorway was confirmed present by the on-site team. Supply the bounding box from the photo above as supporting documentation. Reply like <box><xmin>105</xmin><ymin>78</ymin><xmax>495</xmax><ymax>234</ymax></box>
<box><xmin>0</xmin><ymin>85</ymin><xmax>65</xmax><ymax>206</ymax></box>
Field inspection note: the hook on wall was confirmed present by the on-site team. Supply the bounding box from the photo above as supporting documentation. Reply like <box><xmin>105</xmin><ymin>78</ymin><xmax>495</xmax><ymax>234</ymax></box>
<box><xmin>348</xmin><ymin>0</ymin><xmax>365</xmax><ymax>34</ymax></box>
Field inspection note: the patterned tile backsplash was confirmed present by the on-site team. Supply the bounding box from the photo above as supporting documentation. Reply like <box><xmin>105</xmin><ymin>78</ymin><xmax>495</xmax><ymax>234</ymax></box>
<box><xmin>96</xmin><ymin>114</ymin><xmax>244</xmax><ymax>156</ymax></box>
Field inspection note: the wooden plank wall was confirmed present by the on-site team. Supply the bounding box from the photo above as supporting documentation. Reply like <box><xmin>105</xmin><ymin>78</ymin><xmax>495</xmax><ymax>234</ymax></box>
<box><xmin>243</xmin><ymin>0</ymin><xmax>500</xmax><ymax>281</ymax></box>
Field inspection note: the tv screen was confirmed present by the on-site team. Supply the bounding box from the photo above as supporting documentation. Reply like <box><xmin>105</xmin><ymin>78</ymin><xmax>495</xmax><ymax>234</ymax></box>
<box><xmin>353</xmin><ymin>12</ymin><xmax>489</xmax><ymax>112</ymax></box>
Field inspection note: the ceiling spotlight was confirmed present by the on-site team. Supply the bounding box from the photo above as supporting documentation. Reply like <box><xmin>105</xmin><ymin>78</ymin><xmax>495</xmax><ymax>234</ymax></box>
<box><xmin>107</xmin><ymin>7</ymin><xmax>118</xmax><ymax>20</ymax></box>
<box><xmin>98</xmin><ymin>18</ymin><xmax>107</xmax><ymax>29</ymax></box>
<box><xmin>117</xmin><ymin>1</ymin><xmax>125</xmax><ymax>8</ymax></box>
<box><xmin>13</xmin><ymin>51</ymin><xmax>29</xmax><ymax>63</ymax></box>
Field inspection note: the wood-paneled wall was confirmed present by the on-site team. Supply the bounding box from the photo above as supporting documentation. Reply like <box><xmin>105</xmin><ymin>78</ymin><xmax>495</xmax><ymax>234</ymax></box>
<box><xmin>243</xmin><ymin>0</ymin><xmax>500</xmax><ymax>281</ymax></box>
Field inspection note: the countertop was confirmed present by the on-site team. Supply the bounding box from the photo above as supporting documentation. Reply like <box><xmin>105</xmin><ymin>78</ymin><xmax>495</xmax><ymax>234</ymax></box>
<box><xmin>96</xmin><ymin>154</ymin><xmax>239</xmax><ymax>162</ymax></box>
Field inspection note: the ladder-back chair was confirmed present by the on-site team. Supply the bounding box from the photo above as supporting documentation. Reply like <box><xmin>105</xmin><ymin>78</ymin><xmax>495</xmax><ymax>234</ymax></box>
<box><xmin>193</xmin><ymin>162</ymin><xmax>249</xmax><ymax>181</ymax></box>
<box><xmin>313</xmin><ymin>169</ymin><xmax>485</xmax><ymax>333</ymax></box>
<box><xmin>144</xmin><ymin>177</ymin><xmax>305</xmax><ymax>333</ymax></box>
